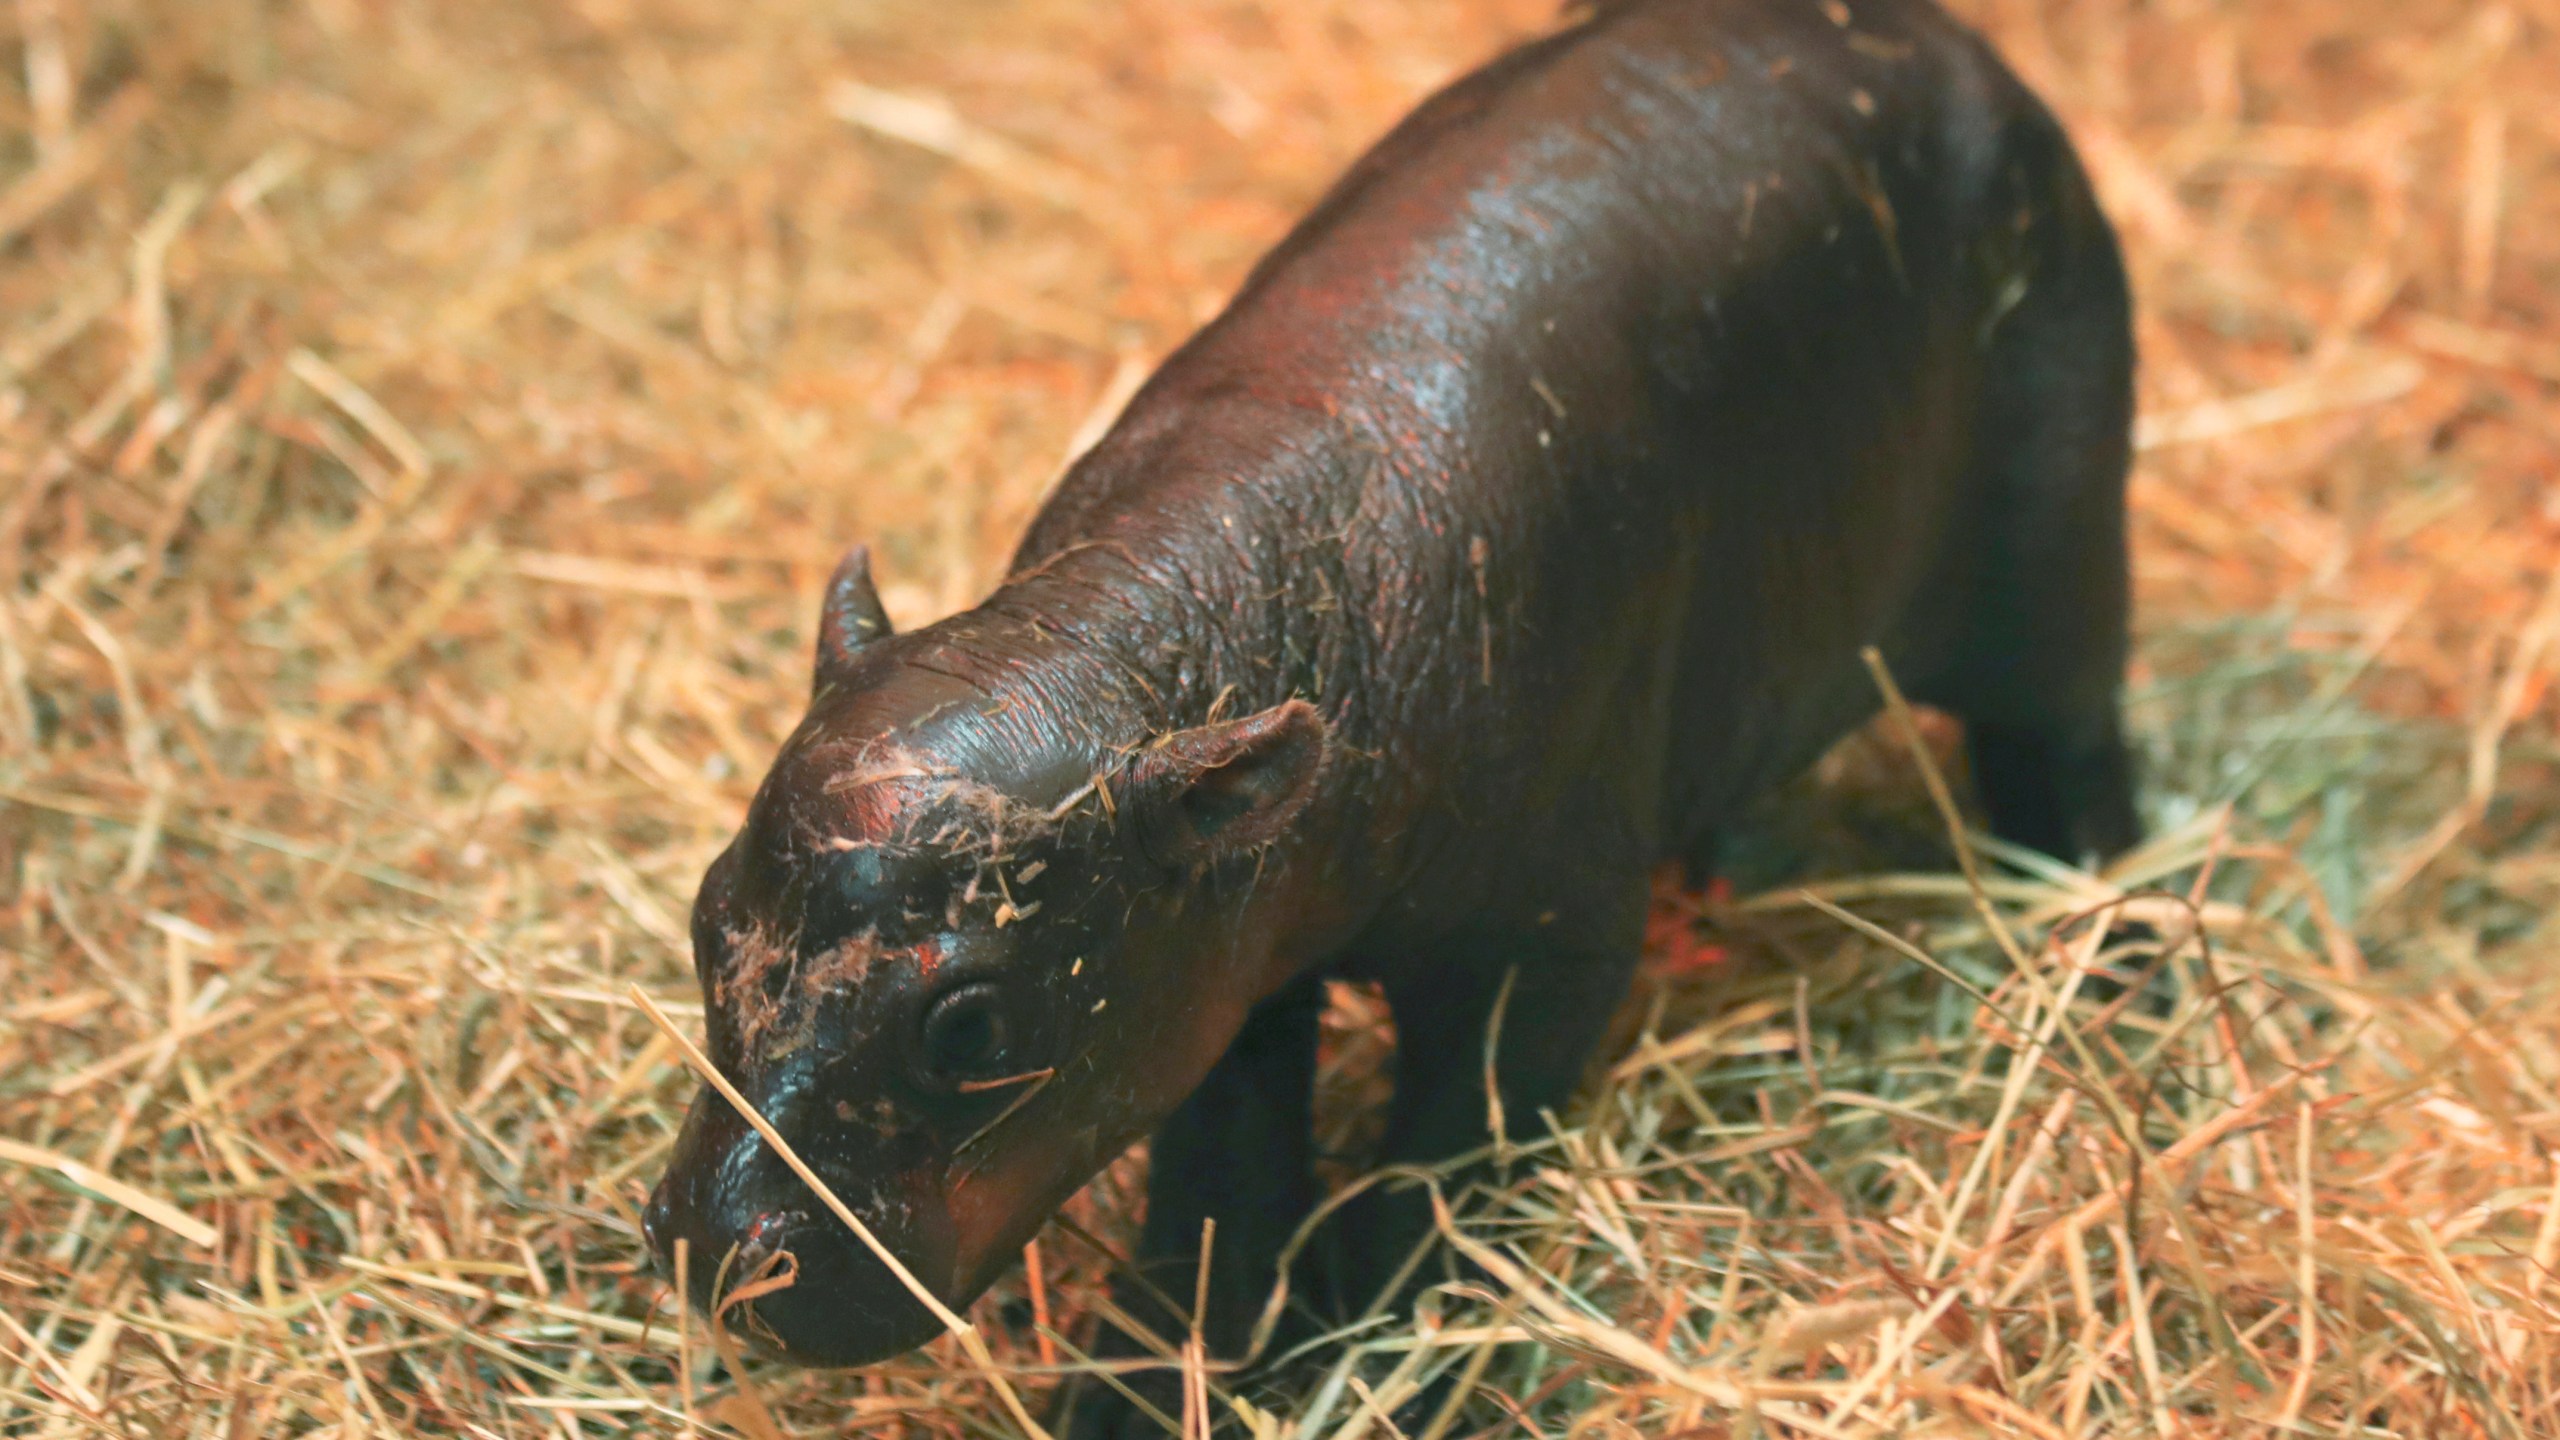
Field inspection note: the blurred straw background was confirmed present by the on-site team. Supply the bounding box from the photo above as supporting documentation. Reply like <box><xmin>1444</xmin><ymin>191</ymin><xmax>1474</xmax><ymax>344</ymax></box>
<box><xmin>4</xmin><ymin>0</ymin><xmax>2559</xmax><ymax>1434</ymax></box>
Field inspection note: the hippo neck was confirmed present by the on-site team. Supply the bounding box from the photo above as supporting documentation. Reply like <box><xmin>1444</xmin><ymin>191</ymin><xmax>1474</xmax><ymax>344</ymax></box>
<box><xmin>994</xmin><ymin>381</ymin><xmax>1387</xmax><ymax>703</ymax></box>
<box><xmin>969</xmin><ymin>407</ymin><xmax>1409</xmax><ymax>955</ymax></box>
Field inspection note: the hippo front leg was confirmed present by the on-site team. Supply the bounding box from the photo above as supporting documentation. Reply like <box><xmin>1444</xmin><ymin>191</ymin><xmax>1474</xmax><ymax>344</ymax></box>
<box><xmin>1334</xmin><ymin>912</ymin><xmax>1645</xmax><ymax>1321</ymax></box>
<box><xmin>1055</xmin><ymin>975</ymin><xmax>1324</xmax><ymax>1440</ymax></box>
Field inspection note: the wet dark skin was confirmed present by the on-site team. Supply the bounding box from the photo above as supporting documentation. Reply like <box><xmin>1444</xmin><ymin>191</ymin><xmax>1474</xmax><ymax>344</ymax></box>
<box><xmin>641</xmin><ymin>0</ymin><xmax>2138</xmax><ymax>1431</ymax></box>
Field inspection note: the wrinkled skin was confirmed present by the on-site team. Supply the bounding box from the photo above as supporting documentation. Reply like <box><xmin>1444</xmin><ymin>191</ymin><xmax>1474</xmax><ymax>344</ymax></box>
<box><xmin>644</xmin><ymin>0</ymin><xmax>2139</xmax><ymax>1427</ymax></box>
<box><xmin>642</xmin><ymin>614</ymin><xmax>1342</xmax><ymax>1363</ymax></box>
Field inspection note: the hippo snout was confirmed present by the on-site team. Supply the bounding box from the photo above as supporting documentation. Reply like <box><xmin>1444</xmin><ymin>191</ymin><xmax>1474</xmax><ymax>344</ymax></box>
<box><xmin>644</xmin><ymin>1085</ymin><xmax>955</xmax><ymax>1367</ymax></box>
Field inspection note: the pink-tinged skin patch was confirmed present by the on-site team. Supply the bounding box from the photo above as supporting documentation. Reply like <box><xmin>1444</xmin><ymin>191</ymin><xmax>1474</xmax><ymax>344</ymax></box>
<box><xmin>738</xmin><ymin>1209</ymin><xmax>792</xmax><ymax>1260</ymax></box>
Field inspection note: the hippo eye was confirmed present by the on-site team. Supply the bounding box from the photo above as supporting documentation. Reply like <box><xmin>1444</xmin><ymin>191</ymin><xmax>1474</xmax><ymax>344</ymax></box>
<box><xmin>919</xmin><ymin>984</ymin><xmax>1013</xmax><ymax>1081</ymax></box>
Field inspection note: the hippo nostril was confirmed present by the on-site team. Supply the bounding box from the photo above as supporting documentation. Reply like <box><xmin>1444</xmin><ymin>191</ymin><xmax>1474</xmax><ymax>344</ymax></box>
<box><xmin>649</xmin><ymin>1087</ymin><xmax>956</xmax><ymax>1365</ymax></box>
<box><xmin>736</xmin><ymin>1209</ymin><xmax>797</xmax><ymax>1269</ymax></box>
<box><xmin>718</xmin><ymin>1209</ymin><xmax>809</xmax><ymax>1294</ymax></box>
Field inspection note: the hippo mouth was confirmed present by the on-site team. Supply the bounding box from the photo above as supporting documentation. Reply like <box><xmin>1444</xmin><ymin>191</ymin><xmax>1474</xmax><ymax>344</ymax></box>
<box><xmin>642</xmin><ymin>1086</ymin><xmax>960</xmax><ymax>1368</ymax></box>
<box><xmin>649</xmin><ymin>1201</ymin><xmax>953</xmax><ymax>1367</ymax></box>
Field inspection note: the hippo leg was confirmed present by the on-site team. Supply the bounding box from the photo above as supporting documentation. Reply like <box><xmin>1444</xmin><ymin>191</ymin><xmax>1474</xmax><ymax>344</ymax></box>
<box><xmin>1929</xmin><ymin>187</ymin><xmax>2141</xmax><ymax>867</ymax></box>
<box><xmin>1965</xmin><ymin>712</ymin><xmax>2137</xmax><ymax>865</ymax></box>
<box><xmin>1332</xmin><ymin>908</ymin><xmax>1646</xmax><ymax>1321</ymax></box>
<box><xmin>1944</xmin><ymin>412</ymin><xmax>2139</xmax><ymax>867</ymax></box>
<box><xmin>1055</xmin><ymin>974</ymin><xmax>1324</xmax><ymax>1440</ymax></box>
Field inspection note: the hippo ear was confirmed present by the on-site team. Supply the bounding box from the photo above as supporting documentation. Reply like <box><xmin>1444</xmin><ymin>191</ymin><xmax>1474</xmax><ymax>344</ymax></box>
<box><xmin>814</xmin><ymin>545</ymin><xmax>895</xmax><ymax>693</ymax></box>
<box><xmin>1126</xmin><ymin>700</ymin><xmax>1329</xmax><ymax>869</ymax></box>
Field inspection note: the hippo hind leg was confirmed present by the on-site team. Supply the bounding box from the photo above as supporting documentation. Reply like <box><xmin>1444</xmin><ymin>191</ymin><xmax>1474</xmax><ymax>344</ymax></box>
<box><xmin>1928</xmin><ymin>160</ymin><xmax>2141</xmax><ymax>867</ymax></box>
<box><xmin>1934</xmin><ymin>433</ymin><xmax>2140</xmax><ymax>869</ymax></box>
<box><xmin>1964</xmin><ymin>712</ymin><xmax>2137</xmax><ymax>866</ymax></box>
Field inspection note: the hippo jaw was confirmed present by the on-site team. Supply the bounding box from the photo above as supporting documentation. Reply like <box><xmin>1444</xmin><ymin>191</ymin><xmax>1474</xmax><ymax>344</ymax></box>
<box><xmin>640</xmin><ymin>1044</ymin><xmax>1143</xmax><ymax>1367</ymax></box>
<box><xmin>641</xmin><ymin>578</ymin><xmax>1334</xmax><ymax>1367</ymax></box>
<box><xmin>641</xmin><ymin>1083</ymin><xmax>960</xmax><ymax>1367</ymax></box>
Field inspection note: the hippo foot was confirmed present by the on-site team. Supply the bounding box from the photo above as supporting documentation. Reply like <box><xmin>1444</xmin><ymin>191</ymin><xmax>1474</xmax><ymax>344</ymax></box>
<box><xmin>1049</xmin><ymin>1369</ymin><xmax>1190</xmax><ymax>1440</ymax></box>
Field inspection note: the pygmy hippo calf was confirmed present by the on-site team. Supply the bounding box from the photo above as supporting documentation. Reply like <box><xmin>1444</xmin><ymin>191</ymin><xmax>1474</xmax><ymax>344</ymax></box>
<box><xmin>643</xmin><ymin>0</ymin><xmax>2137</xmax><ymax>1425</ymax></box>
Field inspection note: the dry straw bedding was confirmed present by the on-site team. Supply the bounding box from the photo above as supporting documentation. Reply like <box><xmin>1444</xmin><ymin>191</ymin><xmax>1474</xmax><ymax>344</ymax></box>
<box><xmin>4</xmin><ymin>0</ymin><xmax>2560</xmax><ymax>1434</ymax></box>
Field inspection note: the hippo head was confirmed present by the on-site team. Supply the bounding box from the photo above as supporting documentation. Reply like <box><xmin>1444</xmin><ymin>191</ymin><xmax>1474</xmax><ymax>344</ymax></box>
<box><xmin>643</xmin><ymin>547</ymin><xmax>1328</xmax><ymax>1366</ymax></box>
